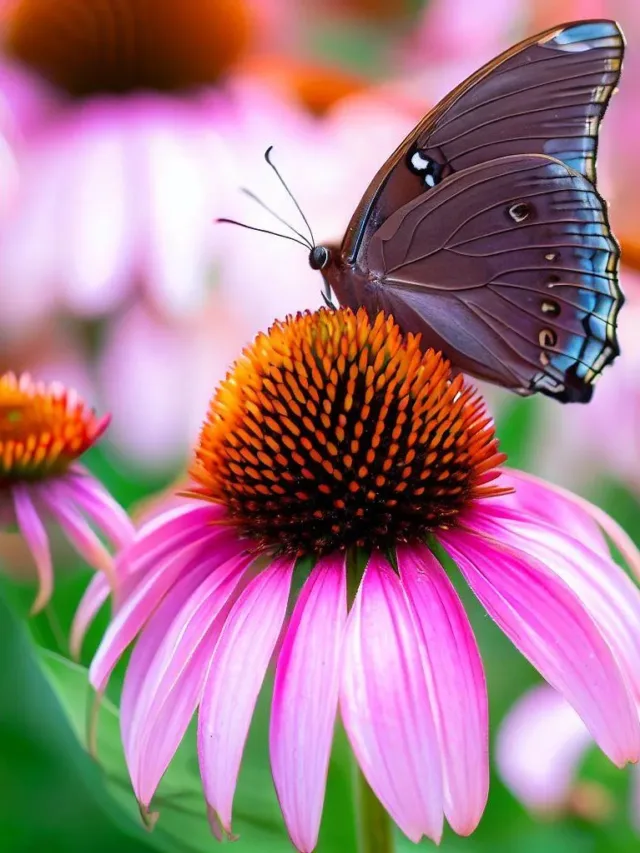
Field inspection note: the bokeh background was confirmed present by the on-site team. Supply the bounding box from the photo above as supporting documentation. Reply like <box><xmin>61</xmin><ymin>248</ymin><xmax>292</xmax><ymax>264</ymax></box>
<box><xmin>1</xmin><ymin>0</ymin><xmax>639</xmax><ymax>851</ymax></box>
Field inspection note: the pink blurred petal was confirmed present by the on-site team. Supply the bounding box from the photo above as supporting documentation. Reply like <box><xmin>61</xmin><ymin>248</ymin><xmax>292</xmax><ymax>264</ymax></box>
<box><xmin>340</xmin><ymin>552</ymin><xmax>444</xmax><ymax>844</ymax></box>
<box><xmin>198</xmin><ymin>555</ymin><xmax>295</xmax><ymax>838</ymax></box>
<box><xmin>439</xmin><ymin>528</ymin><xmax>640</xmax><ymax>767</ymax></box>
<box><xmin>90</xmin><ymin>528</ymin><xmax>242</xmax><ymax>691</ymax></box>
<box><xmin>60</xmin><ymin>104</ymin><xmax>137</xmax><ymax>315</ymax></box>
<box><xmin>125</xmin><ymin>552</ymin><xmax>253</xmax><ymax>806</ymax></box>
<box><xmin>70</xmin><ymin>571</ymin><xmax>111</xmax><ymax>659</ymax></box>
<box><xmin>270</xmin><ymin>555</ymin><xmax>347</xmax><ymax>852</ymax></box>
<box><xmin>397</xmin><ymin>544</ymin><xmax>488</xmax><ymax>835</ymax></box>
<box><xmin>467</xmin><ymin>504</ymin><xmax>640</xmax><ymax>705</ymax></box>
<box><xmin>35</xmin><ymin>482</ymin><xmax>115</xmax><ymax>583</ymax></box>
<box><xmin>60</xmin><ymin>468</ymin><xmax>134</xmax><ymax>549</ymax></box>
<box><xmin>497</xmin><ymin>685</ymin><xmax>592</xmax><ymax>812</ymax></box>
<box><xmin>12</xmin><ymin>483</ymin><xmax>53</xmax><ymax>614</ymax></box>
<box><xmin>141</xmin><ymin>117</ymin><xmax>227</xmax><ymax>318</ymax></box>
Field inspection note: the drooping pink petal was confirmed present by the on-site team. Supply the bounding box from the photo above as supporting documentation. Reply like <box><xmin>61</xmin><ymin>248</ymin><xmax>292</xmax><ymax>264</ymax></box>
<box><xmin>198</xmin><ymin>556</ymin><xmax>295</xmax><ymax>839</ymax></box>
<box><xmin>119</xmin><ymin>560</ymin><xmax>219</xmax><ymax>751</ymax></box>
<box><xmin>397</xmin><ymin>543</ymin><xmax>488</xmax><ymax>835</ymax></box>
<box><xmin>495</xmin><ymin>470</ymin><xmax>610</xmax><ymax>557</ymax></box>
<box><xmin>70</xmin><ymin>572</ymin><xmax>111</xmax><ymax>658</ymax></box>
<box><xmin>270</xmin><ymin>555</ymin><xmax>347</xmax><ymax>853</ymax></box>
<box><xmin>506</xmin><ymin>468</ymin><xmax>640</xmax><ymax>578</ymax></box>
<box><xmin>439</xmin><ymin>528</ymin><xmax>640</xmax><ymax>766</ymax></box>
<box><xmin>12</xmin><ymin>484</ymin><xmax>53</xmax><ymax>614</ymax></box>
<box><xmin>125</xmin><ymin>552</ymin><xmax>253</xmax><ymax>807</ymax></box>
<box><xmin>35</xmin><ymin>483</ymin><xmax>115</xmax><ymax>584</ymax></box>
<box><xmin>61</xmin><ymin>468</ymin><xmax>135</xmax><ymax>548</ymax></box>
<box><xmin>115</xmin><ymin>506</ymin><xmax>230</xmax><ymax>609</ymax></box>
<box><xmin>123</xmin><ymin>503</ymin><xmax>224</xmax><ymax>579</ymax></box>
<box><xmin>340</xmin><ymin>552</ymin><xmax>444</xmax><ymax>844</ymax></box>
<box><xmin>466</xmin><ymin>505</ymin><xmax>640</xmax><ymax>705</ymax></box>
<box><xmin>90</xmin><ymin>529</ymin><xmax>243</xmax><ymax>691</ymax></box>
<box><xmin>496</xmin><ymin>684</ymin><xmax>592</xmax><ymax>812</ymax></box>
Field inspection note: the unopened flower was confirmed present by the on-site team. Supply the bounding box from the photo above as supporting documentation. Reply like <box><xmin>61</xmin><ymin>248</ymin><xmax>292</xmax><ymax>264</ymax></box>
<box><xmin>88</xmin><ymin>308</ymin><xmax>640</xmax><ymax>851</ymax></box>
<box><xmin>0</xmin><ymin>372</ymin><xmax>133</xmax><ymax>611</ymax></box>
<box><xmin>497</xmin><ymin>684</ymin><xmax>640</xmax><ymax>832</ymax></box>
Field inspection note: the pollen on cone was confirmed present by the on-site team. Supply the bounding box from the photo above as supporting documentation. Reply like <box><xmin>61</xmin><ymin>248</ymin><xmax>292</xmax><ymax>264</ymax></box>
<box><xmin>0</xmin><ymin>372</ymin><xmax>109</xmax><ymax>483</ymax></box>
<box><xmin>190</xmin><ymin>308</ymin><xmax>507</xmax><ymax>556</ymax></box>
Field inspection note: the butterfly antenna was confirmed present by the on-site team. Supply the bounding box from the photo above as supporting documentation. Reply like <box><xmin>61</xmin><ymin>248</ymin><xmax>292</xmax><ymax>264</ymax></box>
<box><xmin>240</xmin><ymin>187</ymin><xmax>313</xmax><ymax>249</ymax></box>
<box><xmin>217</xmin><ymin>218</ymin><xmax>311</xmax><ymax>249</ymax></box>
<box><xmin>264</xmin><ymin>145</ymin><xmax>316</xmax><ymax>248</ymax></box>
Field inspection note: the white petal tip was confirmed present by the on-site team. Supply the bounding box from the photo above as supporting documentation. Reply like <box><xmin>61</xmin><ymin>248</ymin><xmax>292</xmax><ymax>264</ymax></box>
<box><xmin>207</xmin><ymin>805</ymin><xmax>238</xmax><ymax>842</ymax></box>
<box><xmin>138</xmin><ymin>802</ymin><xmax>160</xmax><ymax>831</ymax></box>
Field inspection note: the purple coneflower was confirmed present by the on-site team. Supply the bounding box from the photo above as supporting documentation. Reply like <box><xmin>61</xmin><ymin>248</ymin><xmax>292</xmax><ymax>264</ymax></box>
<box><xmin>0</xmin><ymin>371</ymin><xmax>132</xmax><ymax>611</ymax></box>
<box><xmin>88</xmin><ymin>307</ymin><xmax>640</xmax><ymax>851</ymax></box>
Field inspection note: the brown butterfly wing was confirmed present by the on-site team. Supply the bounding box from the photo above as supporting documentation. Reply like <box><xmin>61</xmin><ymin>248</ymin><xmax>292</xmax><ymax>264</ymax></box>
<box><xmin>360</xmin><ymin>155</ymin><xmax>621</xmax><ymax>402</ymax></box>
<box><xmin>342</xmin><ymin>20</ymin><xmax>624</xmax><ymax>265</ymax></box>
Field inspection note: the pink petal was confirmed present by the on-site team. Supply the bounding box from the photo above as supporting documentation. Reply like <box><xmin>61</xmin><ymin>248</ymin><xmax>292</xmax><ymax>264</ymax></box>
<box><xmin>70</xmin><ymin>572</ymin><xmax>111</xmax><ymax>658</ymax></box>
<box><xmin>12</xmin><ymin>484</ymin><xmax>53</xmax><ymax>614</ymax></box>
<box><xmin>125</xmin><ymin>552</ymin><xmax>253</xmax><ymax>806</ymax></box>
<box><xmin>397</xmin><ymin>544</ymin><xmax>488</xmax><ymax>835</ymax></box>
<box><xmin>506</xmin><ymin>469</ymin><xmax>640</xmax><ymax>578</ymax></box>
<box><xmin>90</xmin><ymin>529</ymin><xmax>242</xmax><ymax>691</ymax></box>
<box><xmin>467</xmin><ymin>505</ymin><xmax>640</xmax><ymax>705</ymax></box>
<box><xmin>61</xmin><ymin>469</ymin><xmax>134</xmax><ymax>548</ymax></box>
<box><xmin>124</xmin><ymin>503</ymin><xmax>223</xmax><ymax>580</ymax></box>
<box><xmin>198</xmin><ymin>556</ymin><xmax>295</xmax><ymax>838</ymax></box>
<box><xmin>270</xmin><ymin>555</ymin><xmax>347</xmax><ymax>852</ymax></box>
<box><xmin>440</xmin><ymin>529</ymin><xmax>640</xmax><ymax>766</ymax></box>
<box><xmin>340</xmin><ymin>552</ymin><xmax>444</xmax><ymax>844</ymax></box>
<box><xmin>115</xmin><ymin>505</ymin><xmax>228</xmax><ymax>608</ymax></box>
<box><xmin>495</xmin><ymin>469</ymin><xmax>610</xmax><ymax>557</ymax></box>
<box><xmin>35</xmin><ymin>483</ymin><xmax>115</xmax><ymax>584</ymax></box>
<box><xmin>496</xmin><ymin>685</ymin><xmax>592</xmax><ymax>812</ymax></box>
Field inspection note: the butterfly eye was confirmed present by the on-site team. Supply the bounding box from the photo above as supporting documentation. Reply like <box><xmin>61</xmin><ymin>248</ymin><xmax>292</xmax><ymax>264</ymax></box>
<box><xmin>309</xmin><ymin>246</ymin><xmax>331</xmax><ymax>270</ymax></box>
<box><xmin>408</xmin><ymin>150</ymin><xmax>442</xmax><ymax>188</ymax></box>
<box><xmin>508</xmin><ymin>202</ymin><xmax>532</xmax><ymax>223</ymax></box>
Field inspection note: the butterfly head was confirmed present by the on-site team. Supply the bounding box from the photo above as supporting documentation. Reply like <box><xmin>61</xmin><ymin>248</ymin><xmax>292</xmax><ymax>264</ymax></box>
<box><xmin>308</xmin><ymin>245</ymin><xmax>331</xmax><ymax>271</ymax></box>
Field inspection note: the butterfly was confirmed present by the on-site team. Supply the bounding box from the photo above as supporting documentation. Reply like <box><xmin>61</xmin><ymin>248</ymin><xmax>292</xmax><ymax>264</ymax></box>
<box><xmin>302</xmin><ymin>19</ymin><xmax>624</xmax><ymax>403</ymax></box>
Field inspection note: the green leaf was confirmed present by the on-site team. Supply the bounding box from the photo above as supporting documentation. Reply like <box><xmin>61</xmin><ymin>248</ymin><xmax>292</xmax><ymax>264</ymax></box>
<box><xmin>38</xmin><ymin>650</ymin><xmax>357</xmax><ymax>853</ymax></box>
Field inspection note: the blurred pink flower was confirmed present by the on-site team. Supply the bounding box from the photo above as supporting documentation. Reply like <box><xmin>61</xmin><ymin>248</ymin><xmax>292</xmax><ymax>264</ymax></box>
<box><xmin>0</xmin><ymin>372</ymin><xmax>133</xmax><ymax>611</ymax></box>
<box><xmin>401</xmin><ymin>0</ymin><xmax>526</xmax><ymax>102</ymax></box>
<box><xmin>98</xmin><ymin>302</ymin><xmax>244</xmax><ymax>473</ymax></box>
<box><xmin>83</xmin><ymin>308</ymin><xmax>640</xmax><ymax>851</ymax></box>
<box><xmin>497</xmin><ymin>683</ymin><xmax>640</xmax><ymax>829</ymax></box>
<box><xmin>214</xmin><ymin>75</ymin><xmax>421</xmax><ymax>338</ymax></box>
<box><xmin>0</xmin><ymin>0</ymin><xmax>253</xmax><ymax>328</ymax></box>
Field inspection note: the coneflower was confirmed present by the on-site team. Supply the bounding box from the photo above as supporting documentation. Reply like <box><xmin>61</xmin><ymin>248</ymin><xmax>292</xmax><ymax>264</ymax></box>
<box><xmin>88</xmin><ymin>308</ymin><xmax>640</xmax><ymax>851</ymax></box>
<box><xmin>0</xmin><ymin>372</ymin><xmax>132</xmax><ymax>611</ymax></box>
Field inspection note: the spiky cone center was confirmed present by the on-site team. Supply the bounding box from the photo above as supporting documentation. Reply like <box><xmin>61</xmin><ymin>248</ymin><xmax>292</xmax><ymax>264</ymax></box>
<box><xmin>0</xmin><ymin>372</ymin><xmax>108</xmax><ymax>485</ymax></box>
<box><xmin>189</xmin><ymin>308</ymin><xmax>507</xmax><ymax>556</ymax></box>
<box><xmin>2</xmin><ymin>0</ymin><xmax>251</xmax><ymax>97</ymax></box>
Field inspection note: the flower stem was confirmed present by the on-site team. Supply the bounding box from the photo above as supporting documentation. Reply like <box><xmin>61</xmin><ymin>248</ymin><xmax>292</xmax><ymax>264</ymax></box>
<box><xmin>353</xmin><ymin>764</ymin><xmax>395</xmax><ymax>853</ymax></box>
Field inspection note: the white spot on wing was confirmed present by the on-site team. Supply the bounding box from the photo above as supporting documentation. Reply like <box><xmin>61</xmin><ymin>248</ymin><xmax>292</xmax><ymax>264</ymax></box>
<box><xmin>411</xmin><ymin>151</ymin><xmax>429</xmax><ymax>172</ymax></box>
